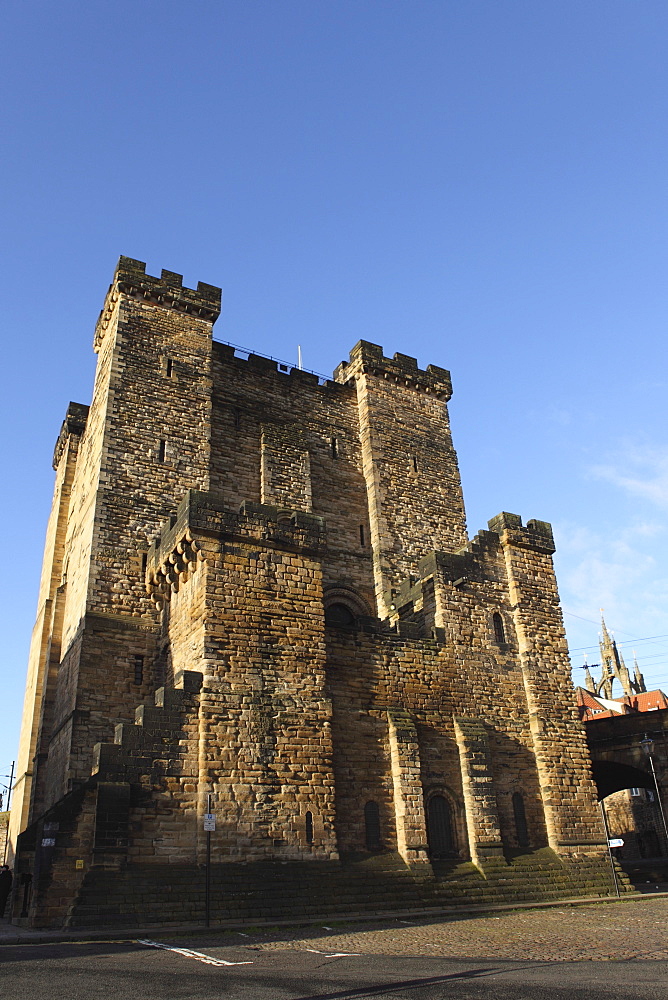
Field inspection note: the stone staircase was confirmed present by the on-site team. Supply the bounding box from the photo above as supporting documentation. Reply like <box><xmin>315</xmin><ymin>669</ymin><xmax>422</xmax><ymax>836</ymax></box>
<box><xmin>67</xmin><ymin>848</ymin><xmax>627</xmax><ymax>928</ymax></box>
<box><xmin>621</xmin><ymin>856</ymin><xmax>668</xmax><ymax>891</ymax></box>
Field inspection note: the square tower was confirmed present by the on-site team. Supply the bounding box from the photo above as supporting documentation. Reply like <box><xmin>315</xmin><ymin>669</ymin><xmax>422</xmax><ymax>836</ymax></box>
<box><xmin>9</xmin><ymin>258</ymin><xmax>615</xmax><ymax>928</ymax></box>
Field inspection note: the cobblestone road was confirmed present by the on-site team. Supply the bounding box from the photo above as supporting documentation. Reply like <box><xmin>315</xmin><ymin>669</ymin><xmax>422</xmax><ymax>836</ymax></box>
<box><xmin>190</xmin><ymin>897</ymin><xmax>668</xmax><ymax>963</ymax></box>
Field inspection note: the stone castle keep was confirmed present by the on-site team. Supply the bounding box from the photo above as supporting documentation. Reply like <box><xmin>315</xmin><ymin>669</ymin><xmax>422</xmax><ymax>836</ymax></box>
<box><xmin>10</xmin><ymin>257</ymin><xmax>620</xmax><ymax>927</ymax></box>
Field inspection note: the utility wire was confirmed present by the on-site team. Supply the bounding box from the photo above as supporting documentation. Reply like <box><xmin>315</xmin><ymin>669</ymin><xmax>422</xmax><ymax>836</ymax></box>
<box><xmin>568</xmin><ymin>632</ymin><xmax>668</xmax><ymax>652</ymax></box>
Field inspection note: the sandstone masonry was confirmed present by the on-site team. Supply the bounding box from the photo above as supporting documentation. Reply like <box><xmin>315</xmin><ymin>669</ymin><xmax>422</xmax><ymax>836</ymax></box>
<box><xmin>9</xmin><ymin>257</ymin><xmax>618</xmax><ymax>928</ymax></box>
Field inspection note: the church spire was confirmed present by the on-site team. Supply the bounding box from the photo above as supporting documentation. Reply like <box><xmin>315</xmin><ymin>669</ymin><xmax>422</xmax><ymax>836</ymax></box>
<box><xmin>583</xmin><ymin>656</ymin><xmax>596</xmax><ymax>694</ymax></box>
<box><xmin>597</xmin><ymin>610</ymin><xmax>616</xmax><ymax>698</ymax></box>
<box><xmin>595</xmin><ymin>610</ymin><xmax>646</xmax><ymax>697</ymax></box>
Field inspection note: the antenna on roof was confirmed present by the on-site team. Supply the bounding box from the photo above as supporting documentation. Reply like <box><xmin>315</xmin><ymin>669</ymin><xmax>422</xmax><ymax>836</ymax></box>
<box><xmin>297</xmin><ymin>345</ymin><xmax>303</xmax><ymax>370</ymax></box>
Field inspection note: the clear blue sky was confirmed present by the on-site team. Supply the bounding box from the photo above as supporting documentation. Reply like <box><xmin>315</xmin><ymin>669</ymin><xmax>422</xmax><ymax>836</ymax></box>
<box><xmin>2</xmin><ymin>1</ymin><xmax>668</xmax><ymax>785</ymax></box>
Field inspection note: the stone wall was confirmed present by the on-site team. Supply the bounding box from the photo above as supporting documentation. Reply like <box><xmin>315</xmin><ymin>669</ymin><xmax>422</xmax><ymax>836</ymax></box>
<box><xmin>209</xmin><ymin>344</ymin><xmax>374</xmax><ymax>607</ymax></box>
<box><xmin>335</xmin><ymin>341</ymin><xmax>467</xmax><ymax>615</ymax></box>
<box><xmin>0</xmin><ymin>812</ymin><xmax>7</xmax><ymax>864</ymax></box>
<box><xmin>145</xmin><ymin>492</ymin><xmax>338</xmax><ymax>861</ymax></box>
<box><xmin>9</xmin><ymin>405</ymin><xmax>86</xmax><ymax>855</ymax></box>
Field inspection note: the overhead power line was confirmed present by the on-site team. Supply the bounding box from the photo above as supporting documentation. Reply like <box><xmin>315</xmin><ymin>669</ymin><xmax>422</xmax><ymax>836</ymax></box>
<box><xmin>567</xmin><ymin>632</ymin><xmax>668</xmax><ymax>653</ymax></box>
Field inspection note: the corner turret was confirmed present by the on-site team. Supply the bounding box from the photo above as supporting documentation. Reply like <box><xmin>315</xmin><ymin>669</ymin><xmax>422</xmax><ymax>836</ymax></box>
<box><xmin>334</xmin><ymin>340</ymin><xmax>452</xmax><ymax>399</ymax></box>
<box><xmin>94</xmin><ymin>256</ymin><xmax>222</xmax><ymax>351</ymax></box>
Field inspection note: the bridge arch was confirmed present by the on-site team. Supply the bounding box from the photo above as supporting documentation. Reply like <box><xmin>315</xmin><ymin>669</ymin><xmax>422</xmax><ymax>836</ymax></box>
<box><xmin>590</xmin><ymin>758</ymin><xmax>654</xmax><ymax>800</ymax></box>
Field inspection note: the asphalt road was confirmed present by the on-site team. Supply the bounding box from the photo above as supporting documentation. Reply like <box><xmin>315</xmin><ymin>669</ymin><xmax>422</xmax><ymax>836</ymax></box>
<box><xmin>1</xmin><ymin>940</ymin><xmax>666</xmax><ymax>1000</ymax></box>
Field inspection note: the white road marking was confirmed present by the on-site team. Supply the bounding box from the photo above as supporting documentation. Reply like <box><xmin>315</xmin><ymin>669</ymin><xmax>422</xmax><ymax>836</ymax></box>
<box><xmin>304</xmin><ymin>948</ymin><xmax>361</xmax><ymax>958</ymax></box>
<box><xmin>136</xmin><ymin>939</ymin><xmax>253</xmax><ymax>967</ymax></box>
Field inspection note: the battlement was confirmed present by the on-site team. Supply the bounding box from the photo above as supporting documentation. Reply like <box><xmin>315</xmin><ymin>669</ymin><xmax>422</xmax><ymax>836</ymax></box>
<box><xmin>114</xmin><ymin>256</ymin><xmax>222</xmax><ymax>312</ymax></box>
<box><xmin>213</xmin><ymin>340</ymin><xmax>350</xmax><ymax>393</ymax></box>
<box><xmin>52</xmin><ymin>401</ymin><xmax>89</xmax><ymax>469</ymax></box>
<box><xmin>145</xmin><ymin>489</ymin><xmax>327</xmax><ymax>608</ymax></box>
<box><xmin>487</xmin><ymin>512</ymin><xmax>555</xmax><ymax>554</ymax></box>
<box><xmin>333</xmin><ymin>340</ymin><xmax>452</xmax><ymax>399</ymax></box>
<box><xmin>94</xmin><ymin>256</ymin><xmax>222</xmax><ymax>350</ymax></box>
<box><xmin>389</xmin><ymin>530</ymin><xmax>502</xmax><ymax>605</ymax></box>
<box><xmin>384</xmin><ymin>517</ymin><xmax>551</xmax><ymax>621</ymax></box>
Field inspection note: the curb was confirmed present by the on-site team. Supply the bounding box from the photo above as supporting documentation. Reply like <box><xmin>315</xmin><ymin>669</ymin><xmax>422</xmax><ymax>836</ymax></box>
<box><xmin>2</xmin><ymin>890</ymin><xmax>668</xmax><ymax>947</ymax></box>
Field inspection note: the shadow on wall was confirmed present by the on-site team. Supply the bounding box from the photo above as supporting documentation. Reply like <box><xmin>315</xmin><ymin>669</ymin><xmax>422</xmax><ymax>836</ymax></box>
<box><xmin>489</xmin><ymin>730</ymin><xmax>549</xmax><ymax>853</ymax></box>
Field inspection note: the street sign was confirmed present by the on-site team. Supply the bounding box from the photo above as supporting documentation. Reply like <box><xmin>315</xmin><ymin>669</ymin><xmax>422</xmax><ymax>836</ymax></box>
<box><xmin>203</xmin><ymin>813</ymin><xmax>216</xmax><ymax>832</ymax></box>
<box><xmin>608</xmin><ymin>838</ymin><xmax>624</xmax><ymax>848</ymax></box>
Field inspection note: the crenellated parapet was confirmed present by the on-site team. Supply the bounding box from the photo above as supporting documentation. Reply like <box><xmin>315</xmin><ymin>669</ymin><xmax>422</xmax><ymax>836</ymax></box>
<box><xmin>94</xmin><ymin>256</ymin><xmax>222</xmax><ymax>351</ymax></box>
<box><xmin>386</xmin><ymin>529</ymin><xmax>502</xmax><ymax>616</ymax></box>
<box><xmin>52</xmin><ymin>402</ymin><xmax>89</xmax><ymax>469</ymax></box>
<box><xmin>145</xmin><ymin>489</ymin><xmax>327</xmax><ymax>609</ymax></box>
<box><xmin>212</xmin><ymin>342</ymin><xmax>354</xmax><ymax>400</ymax></box>
<box><xmin>384</xmin><ymin>515</ymin><xmax>553</xmax><ymax>633</ymax></box>
<box><xmin>487</xmin><ymin>511</ymin><xmax>555</xmax><ymax>555</ymax></box>
<box><xmin>333</xmin><ymin>340</ymin><xmax>452</xmax><ymax>399</ymax></box>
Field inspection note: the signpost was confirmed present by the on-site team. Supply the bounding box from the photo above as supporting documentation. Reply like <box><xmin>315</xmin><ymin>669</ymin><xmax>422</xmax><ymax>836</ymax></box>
<box><xmin>2</xmin><ymin>761</ymin><xmax>14</xmax><ymax>864</ymax></box>
<box><xmin>204</xmin><ymin>795</ymin><xmax>215</xmax><ymax>927</ymax></box>
<box><xmin>599</xmin><ymin>800</ymin><xmax>620</xmax><ymax>897</ymax></box>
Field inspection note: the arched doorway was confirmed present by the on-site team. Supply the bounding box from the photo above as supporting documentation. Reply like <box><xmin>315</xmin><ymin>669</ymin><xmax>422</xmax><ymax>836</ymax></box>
<box><xmin>426</xmin><ymin>795</ymin><xmax>455</xmax><ymax>858</ymax></box>
<box><xmin>324</xmin><ymin>602</ymin><xmax>356</xmax><ymax>628</ymax></box>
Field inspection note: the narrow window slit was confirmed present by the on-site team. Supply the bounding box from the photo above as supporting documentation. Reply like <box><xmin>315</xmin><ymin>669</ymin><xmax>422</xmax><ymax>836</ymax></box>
<box><xmin>359</xmin><ymin>524</ymin><xmax>365</xmax><ymax>546</ymax></box>
<box><xmin>364</xmin><ymin>801</ymin><xmax>381</xmax><ymax>851</ymax></box>
<box><xmin>412</xmin><ymin>455</ymin><xmax>419</xmax><ymax>473</ymax></box>
<box><xmin>331</xmin><ymin>437</ymin><xmax>338</xmax><ymax>459</ymax></box>
<box><xmin>493</xmin><ymin>612</ymin><xmax>505</xmax><ymax>644</ymax></box>
<box><xmin>158</xmin><ymin>440</ymin><xmax>166</xmax><ymax>463</ymax></box>
<box><xmin>512</xmin><ymin>792</ymin><xmax>529</xmax><ymax>847</ymax></box>
<box><xmin>141</xmin><ymin>552</ymin><xmax>147</xmax><ymax>574</ymax></box>
<box><xmin>305</xmin><ymin>811</ymin><xmax>314</xmax><ymax>844</ymax></box>
<box><xmin>165</xmin><ymin>358</ymin><xmax>173</xmax><ymax>378</ymax></box>
<box><xmin>133</xmin><ymin>655</ymin><xmax>144</xmax><ymax>686</ymax></box>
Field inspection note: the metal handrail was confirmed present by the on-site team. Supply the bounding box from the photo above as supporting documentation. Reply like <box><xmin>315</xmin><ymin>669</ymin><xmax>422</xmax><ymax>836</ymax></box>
<box><xmin>211</xmin><ymin>336</ymin><xmax>332</xmax><ymax>384</ymax></box>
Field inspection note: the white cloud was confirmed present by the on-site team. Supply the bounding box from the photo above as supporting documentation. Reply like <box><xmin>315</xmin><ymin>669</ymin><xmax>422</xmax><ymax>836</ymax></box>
<box><xmin>552</xmin><ymin>438</ymin><xmax>668</xmax><ymax>692</ymax></box>
<box><xmin>555</xmin><ymin>521</ymin><xmax>660</xmax><ymax>625</ymax></box>
<box><xmin>589</xmin><ymin>444</ymin><xmax>668</xmax><ymax>510</ymax></box>
<box><xmin>553</xmin><ymin>512</ymin><xmax>668</xmax><ymax>692</ymax></box>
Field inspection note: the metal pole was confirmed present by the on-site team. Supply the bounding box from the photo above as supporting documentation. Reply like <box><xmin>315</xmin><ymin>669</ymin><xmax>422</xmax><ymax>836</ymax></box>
<box><xmin>599</xmin><ymin>799</ymin><xmax>620</xmax><ymax>898</ymax></box>
<box><xmin>205</xmin><ymin>793</ymin><xmax>211</xmax><ymax>928</ymax></box>
<box><xmin>648</xmin><ymin>755</ymin><xmax>668</xmax><ymax>854</ymax></box>
<box><xmin>3</xmin><ymin>761</ymin><xmax>14</xmax><ymax>865</ymax></box>
<box><xmin>6</xmin><ymin>761</ymin><xmax>14</xmax><ymax>813</ymax></box>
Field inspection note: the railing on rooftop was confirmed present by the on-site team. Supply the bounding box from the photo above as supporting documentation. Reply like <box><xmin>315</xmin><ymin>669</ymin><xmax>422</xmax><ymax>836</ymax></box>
<box><xmin>211</xmin><ymin>336</ymin><xmax>332</xmax><ymax>385</ymax></box>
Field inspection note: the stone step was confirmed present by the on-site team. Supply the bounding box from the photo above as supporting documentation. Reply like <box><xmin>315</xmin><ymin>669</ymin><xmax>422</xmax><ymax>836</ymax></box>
<box><xmin>68</xmin><ymin>850</ymin><xmax>623</xmax><ymax>928</ymax></box>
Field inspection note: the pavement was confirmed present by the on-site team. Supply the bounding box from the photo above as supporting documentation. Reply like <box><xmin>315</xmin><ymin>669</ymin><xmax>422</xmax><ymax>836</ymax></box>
<box><xmin>239</xmin><ymin>894</ymin><xmax>668</xmax><ymax>963</ymax></box>
<box><xmin>2</xmin><ymin>896</ymin><xmax>668</xmax><ymax>998</ymax></box>
<box><xmin>2</xmin><ymin>891</ymin><xmax>668</xmax><ymax>958</ymax></box>
<box><xmin>1</xmin><ymin>942</ymin><xmax>667</xmax><ymax>999</ymax></box>
<box><xmin>0</xmin><ymin>887</ymin><xmax>667</xmax><ymax>946</ymax></box>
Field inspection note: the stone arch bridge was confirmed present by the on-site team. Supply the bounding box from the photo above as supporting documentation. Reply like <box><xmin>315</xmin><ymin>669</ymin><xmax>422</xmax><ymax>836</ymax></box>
<box><xmin>585</xmin><ymin>707</ymin><xmax>668</xmax><ymax>800</ymax></box>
